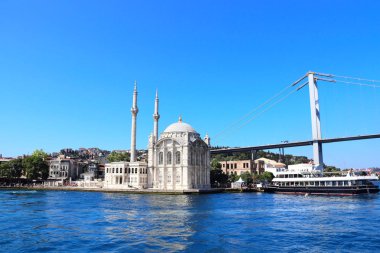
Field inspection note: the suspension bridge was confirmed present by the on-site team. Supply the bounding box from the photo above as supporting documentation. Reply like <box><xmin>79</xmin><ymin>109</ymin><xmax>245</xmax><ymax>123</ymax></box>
<box><xmin>210</xmin><ymin>71</ymin><xmax>380</xmax><ymax>169</ymax></box>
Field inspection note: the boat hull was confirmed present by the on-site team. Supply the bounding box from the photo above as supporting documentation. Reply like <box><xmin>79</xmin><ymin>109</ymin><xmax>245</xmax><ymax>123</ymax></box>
<box><xmin>264</xmin><ymin>186</ymin><xmax>380</xmax><ymax>196</ymax></box>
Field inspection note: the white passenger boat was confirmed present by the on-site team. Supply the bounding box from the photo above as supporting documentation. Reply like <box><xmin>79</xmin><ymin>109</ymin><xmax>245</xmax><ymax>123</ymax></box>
<box><xmin>264</xmin><ymin>164</ymin><xmax>379</xmax><ymax>196</ymax></box>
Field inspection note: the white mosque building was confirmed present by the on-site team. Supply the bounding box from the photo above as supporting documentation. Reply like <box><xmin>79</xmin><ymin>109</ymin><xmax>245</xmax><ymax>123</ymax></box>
<box><xmin>104</xmin><ymin>83</ymin><xmax>211</xmax><ymax>191</ymax></box>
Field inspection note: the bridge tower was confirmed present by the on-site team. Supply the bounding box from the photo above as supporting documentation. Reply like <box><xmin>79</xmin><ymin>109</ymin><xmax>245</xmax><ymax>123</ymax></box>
<box><xmin>308</xmin><ymin>72</ymin><xmax>323</xmax><ymax>170</ymax></box>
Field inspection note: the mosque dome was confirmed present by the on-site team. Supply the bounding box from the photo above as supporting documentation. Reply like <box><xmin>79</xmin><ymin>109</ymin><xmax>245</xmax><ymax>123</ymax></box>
<box><xmin>163</xmin><ymin>117</ymin><xmax>197</xmax><ymax>133</ymax></box>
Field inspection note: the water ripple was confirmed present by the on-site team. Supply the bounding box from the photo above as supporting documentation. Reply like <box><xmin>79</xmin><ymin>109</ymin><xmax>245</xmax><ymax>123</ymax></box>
<box><xmin>1</xmin><ymin>190</ymin><xmax>380</xmax><ymax>252</ymax></box>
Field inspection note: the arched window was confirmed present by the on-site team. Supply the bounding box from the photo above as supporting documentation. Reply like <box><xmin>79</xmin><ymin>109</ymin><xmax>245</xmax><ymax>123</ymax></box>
<box><xmin>167</xmin><ymin>151</ymin><xmax>172</xmax><ymax>165</ymax></box>
<box><xmin>176</xmin><ymin>151</ymin><xmax>181</xmax><ymax>164</ymax></box>
<box><xmin>159</xmin><ymin>152</ymin><xmax>163</xmax><ymax>165</ymax></box>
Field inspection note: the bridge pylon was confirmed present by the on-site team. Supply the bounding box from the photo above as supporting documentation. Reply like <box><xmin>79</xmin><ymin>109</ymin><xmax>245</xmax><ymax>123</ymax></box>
<box><xmin>308</xmin><ymin>72</ymin><xmax>324</xmax><ymax>170</ymax></box>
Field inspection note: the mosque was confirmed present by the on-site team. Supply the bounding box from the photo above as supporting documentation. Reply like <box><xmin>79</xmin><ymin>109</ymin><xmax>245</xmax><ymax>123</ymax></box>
<box><xmin>104</xmin><ymin>83</ymin><xmax>211</xmax><ymax>191</ymax></box>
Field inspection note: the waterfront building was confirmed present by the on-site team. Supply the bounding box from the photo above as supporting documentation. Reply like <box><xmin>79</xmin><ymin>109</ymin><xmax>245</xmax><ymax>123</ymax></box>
<box><xmin>80</xmin><ymin>161</ymin><xmax>101</xmax><ymax>182</ymax></box>
<box><xmin>219</xmin><ymin>160</ymin><xmax>255</xmax><ymax>175</ymax></box>
<box><xmin>104</xmin><ymin>83</ymin><xmax>211</xmax><ymax>191</ymax></box>
<box><xmin>46</xmin><ymin>156</ymin><xmax>83</xmax><ymax>186</ymax></box>
<box><xmin>254</xmin><ymin>158</ymin><xmax>286</xmax><ymax>176</ymax></box>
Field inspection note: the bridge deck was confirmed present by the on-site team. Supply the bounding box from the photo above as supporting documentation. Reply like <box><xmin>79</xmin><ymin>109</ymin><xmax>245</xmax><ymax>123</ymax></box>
<box><xmin>210</xmin><ymin>134</ymin><xmax>380</xmax><ymax>154</ymax></box>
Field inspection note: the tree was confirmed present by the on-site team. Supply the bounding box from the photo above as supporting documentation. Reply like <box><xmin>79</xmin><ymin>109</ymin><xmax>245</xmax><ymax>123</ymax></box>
<box><xmin>211</xmin><ymin>159</ymin><xmax>222</xmax><ymax>170</ymax></box>
<box><xmin>210</xmin><ymin>168</ymin><xmax>228</xmax><ymax>187</ymax></box>
<box><xmin>240</xmin><ymin>172</ymin><xmax>253</xmax><ymax>184</ymax></box>
<box><xmin>23</xmin><ymin>150</ymin><xmax>49</xmax><ymax>180</ymax></box>
<box><xmin>324</xmin><ymin>165</ymin><xmax>340</xmax><ymax>173</ymax></box>
<box><xmin>107</xmin><ymin>151</ymin><xmax>130</xmax><ymax>162</ymax></box>
<box><xmin>0</xmin><ymin>159</ymin><xmax>24</xmax><ymax>179</ymax></box>
<box><xmin>8</xmin><ymin>158</ymin><xmax>23</xmax><ymax>178</ymax></box>
<box><xmin>257</xmin><ymin>171</ymin><xmax>274</xmax><ymax>182</ymax></box>
<box><xmin>0</xmin><ymin>162</ymin><xmax>11</xmax><ymax>178</ymax></box>
<box><xmin>228</xmin><ymin>172</ymin><xmax>240</xmax><ymax>183</ymax></box>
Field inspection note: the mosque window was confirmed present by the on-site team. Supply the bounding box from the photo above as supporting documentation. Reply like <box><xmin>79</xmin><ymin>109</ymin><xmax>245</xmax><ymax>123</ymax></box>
<box><xmin>112</xmin><ymin>168</ymin><xmax>115</xmax><ymax>173</ymax></box>
<box><xmin>159</xmin><ymin>152</ymin><xmax>163</xmax><ymax>165</ymax></box>
<box><xmin>128</xmin><ymin>168</ymin><xmax>130</xmax><ymax>174</ymax></box>
<box><xmin>167</xmin><ymin>152</ymin><xmax>172</xmax><ymax>165</ymax></box>
<box><xmin>176</xmin><ymin>151</ymin><xmax>181</xmax><ymax>164</ymax></box>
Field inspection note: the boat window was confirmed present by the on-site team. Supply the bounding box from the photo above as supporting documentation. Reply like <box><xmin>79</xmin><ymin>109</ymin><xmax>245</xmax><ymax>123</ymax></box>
<box><xmin>320</xmin><ymin>181</ymin><xmax>325</xmax><ymax>186</ymax></box>
<box><xmin>338</xmin><ymin>181</ymin><xmax>343</xmax><ymax>186</ymax></box>
<box><xmin>315</xmin><ymin>181</ymin><xmax>320</xmax><ymax>186</ymax></box>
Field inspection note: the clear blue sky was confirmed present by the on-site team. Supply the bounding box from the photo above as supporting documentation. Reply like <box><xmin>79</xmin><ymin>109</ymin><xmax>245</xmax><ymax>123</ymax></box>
<box><xmin>1</xmin><ymin>0</ymin><xmax>379</xmax><ymax>168</ymax></box>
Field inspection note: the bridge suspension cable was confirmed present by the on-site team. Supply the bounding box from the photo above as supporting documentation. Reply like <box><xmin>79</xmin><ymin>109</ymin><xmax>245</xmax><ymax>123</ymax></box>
<box><xmin>213</xmin><ymin>77</ymin><xmax>305</xmax><ymax>140</ymax></box>
<box><xmin>314</xmin><ymin>72</ymin><xmax>380</xmax><ymax>88</ymax></box>
<box><xmin>331</xmin><ymin>79</ymin><xmax>380</xmax><ymax>88</ymax></box>
<box><xmin>213</xmin><ymin>71</ymin><xmax>380</xmax><ymax>143</ymax></box>
<box><xmin>330</xmin><ymin>74</ymin><xmax>380</xmax><ymax>83</ymax></box>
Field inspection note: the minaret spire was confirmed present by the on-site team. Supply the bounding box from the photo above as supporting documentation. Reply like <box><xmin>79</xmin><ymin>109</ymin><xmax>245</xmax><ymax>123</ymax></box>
<box><xmin>130</xmin><ymin>81</ymin><xmax>139</xmax><ymax>162</ymax></box>
<box><xmin>153</xmin><ymin>89</ymin><xmax>160</xmax><ymax>142</ymax></box>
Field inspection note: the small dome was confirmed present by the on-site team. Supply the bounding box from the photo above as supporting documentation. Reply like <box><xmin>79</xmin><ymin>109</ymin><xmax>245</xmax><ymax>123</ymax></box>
<box><xmin>164</xmin><ymin>118</ymin><xmax>197</xmax><ymax>133</ymax></box>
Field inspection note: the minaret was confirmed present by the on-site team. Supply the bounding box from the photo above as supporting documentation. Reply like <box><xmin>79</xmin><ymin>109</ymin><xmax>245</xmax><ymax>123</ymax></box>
<box><xmin>204</xmin><ymin>133</ymin><xmax>211</xmax><ymax>147</ymax></box>
<box><xmin>130</xmin><ymin>81</ymin><xmax>138</xmax><ymax>162</ymax></box>
<box><xmin>153</xmin><ymin>89</ymin><xmax>160</xmax><ymax>142</ymax></box>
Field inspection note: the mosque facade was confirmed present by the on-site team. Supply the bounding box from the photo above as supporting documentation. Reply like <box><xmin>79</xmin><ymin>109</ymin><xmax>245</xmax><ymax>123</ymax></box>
<box><xmin>104</xmin><ymin>83</ymin><xmax>211</xmax><ymax>191</ymax></box>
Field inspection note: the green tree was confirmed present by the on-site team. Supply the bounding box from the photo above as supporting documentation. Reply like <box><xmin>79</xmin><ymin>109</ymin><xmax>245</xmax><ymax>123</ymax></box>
<box><xmin>0</xmin><ymin>162</ymin><xmax>12</xmax><ymax>178</ymax></box>
<box><xmin>211</xmin><ymin>159</ymin><xmax>222</xmax><ymax>170</ymax></box>
<box><xmin>257</xmin><ymin>171</ymin><xmax>274</xmax><ymax>182</ymax></box>
<box><xmin>0</xmin><ymin>159</ymin><xmax>24</xmax><ymax>178</ymax></box>
<box><xmin>107</xmin><ymin>151</ymin><xmax>130</xmax><ymax>162</ymax></box>
<box><xmin>210</xmin><ymin>168</ymin><xmax>228</xmax><ymax>187</ymax></box>
<box><xmin>324</xmin><ymin>165</ymin><xmax>340</xmax><ymax>173</ymax></box>
<box><xmin>23</xmin><ymin>150</ymin><xmax>49</xmax><ymax>180</ymax></box>
<box><xmin>228</xmin><ymin>172</ymin><xmax>240</xmax><ymax>182</ymax></box>
<box><xmin>240</xmin><ymin>172</ymin><xmax>253</xmax><ymax>184</ymax></box>
<box><xmin>8</xmin><ymin>158</ymin><xmax>23</xmax><ymax>178</ymax></box>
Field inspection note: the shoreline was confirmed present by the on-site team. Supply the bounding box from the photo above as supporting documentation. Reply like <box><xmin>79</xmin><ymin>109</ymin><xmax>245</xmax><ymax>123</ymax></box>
<box><xmin>0</xmin><ymin>186</ymin><xmax>258</xmax><ymax>195</ymax></box>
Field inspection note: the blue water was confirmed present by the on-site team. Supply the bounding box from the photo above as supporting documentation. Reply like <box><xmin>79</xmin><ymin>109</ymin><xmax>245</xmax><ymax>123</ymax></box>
<box><xmin>1</xmin><ymin>190</ymin><xmax>380</xmax><ymax>252</ymax></box>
